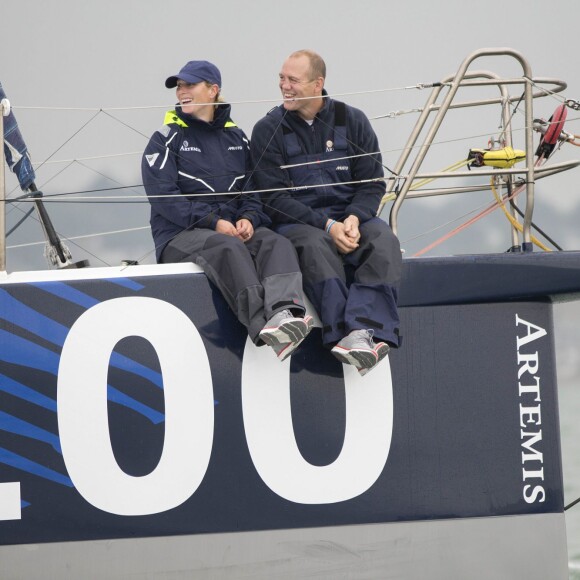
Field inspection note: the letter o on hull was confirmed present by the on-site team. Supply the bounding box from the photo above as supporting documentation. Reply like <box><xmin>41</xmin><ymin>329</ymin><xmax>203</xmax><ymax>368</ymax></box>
<box><xmin>242</xmin><ymin>337</ymin><xmax>394</xmax><ymax>504</ymax></box>
<box><xmin>57</xmin><ymin>297</ymin><xmax>214</xmax><ymax>516</ymax></box>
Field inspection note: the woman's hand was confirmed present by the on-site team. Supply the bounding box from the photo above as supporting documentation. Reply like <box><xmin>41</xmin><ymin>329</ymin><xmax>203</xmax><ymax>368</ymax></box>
<box><xmin>215</xmin><ymin>219</ymin><xmax>238</xmax><ymax>236</ymax></box>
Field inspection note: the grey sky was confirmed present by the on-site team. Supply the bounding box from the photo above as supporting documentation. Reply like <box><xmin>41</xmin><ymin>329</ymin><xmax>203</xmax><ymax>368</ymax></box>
<box><xmin>2</xmin><ymin>0</ymin><xmax>580</xmax><ymax>269</ymax></box>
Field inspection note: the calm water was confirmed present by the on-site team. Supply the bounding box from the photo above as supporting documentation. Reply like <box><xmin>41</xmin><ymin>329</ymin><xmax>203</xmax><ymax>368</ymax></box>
<box><xmin>554</xmin><ymin>302</ymin><xmax>580</xmax><ymax>578</ymax></box>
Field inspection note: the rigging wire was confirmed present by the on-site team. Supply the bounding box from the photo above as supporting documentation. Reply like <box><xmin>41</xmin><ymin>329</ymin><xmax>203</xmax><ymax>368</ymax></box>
<box><xmin>7</xmin><ymin>224</ymin><xmax>151</xmax><ymax>251</ymax></box>
<box><xmin>412</xmin><ymin>188</ymin><xmax>520</xmax><ymax>257</ymax></box>
<box><xmin>528</xmin><ymin>78</ymin><xmax>580</xmax><ymax>111</ymax></box>
<box><xmin>2</xmin><ymin>107</ymin><xmax>118</xmax><ymax>260</ymax></box>
<box><xmin>74</xmin><ymin>159</ymin><xmax>145</xmax><ymax>198</ymax></box>
<box><xmin>6</xmin><ymin>159</ymin><xmax>77</xmax><ymax>229</ymax></box>
<box><xmin>507</xmin><ymin>196</ymin><xmax>563</xmax><ymax>250</ymax></box>
<box><xmin>307</xmin><ymin>103</ymin><xmax>397</xmax><ymax>177</ymax></box>
<box><xmin>5</xmin><ymin>201</ymin><xmax>114</xmax><ymax>266</ymax></box>
<box><xmin>4</xmin><ymin>111</ymin><xmax>572</xmax><ymax>264</ymax></box>
<box><xmin>497</xmin><ymin>91</ymin><xmax>524</xmax><ymax>143</ymax></box>
<box><xmin>17</xmin><ymin>111</ymin><xmax>580</xmax><ymax>193</ymax></box>
<box><xmin>5</xmin><ymin>177</ymin><xmax>386</xmax><ymax>202</ymax></box>
<box><xmin>101</xmin><ymin>109</ymin><xmax>153</xmax><ymax>141</ymax></box>
<box><xmin>17</xmin><ymin>110</ymin><xmax>103</xmax><ymax>183</ymax></box>
<box><xmin>32</xmin><ymin>150</ymin><xmax>142</xmax><ymax>166</ymax></box>
<box><xmin>6</xmin><ymin>208</ymin><xmax>34</xmax><ymax>237</ymax></box>
<box><xmin>400</xmin><ymin>197</ymin><xmax>504</xmax><ymax>245</ymax></box>
<box><xmin>9</xmin><ymin>82</ymin><xmax>450</xmax><ymax>113</ymax></box>
<box><xmin>10</xmin><ymin>115</ymin><xmax>562</xmax><ymax>205</ymax></box>
<box><xmin>5</xmin><ymin>77</ymin><xmax>579</xmax><ymax>265</ymax></box>
<box><xmin>10</xmin><ymin>77</ymin><xmax>580</xmax><ymax>201</ymax></box>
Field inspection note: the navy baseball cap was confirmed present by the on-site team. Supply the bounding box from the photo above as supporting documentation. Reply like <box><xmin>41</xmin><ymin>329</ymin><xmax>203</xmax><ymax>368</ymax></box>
<box><xmin>165</xmin><ymin>60</ymin><xmax>222</xmax><ymax>88</ymax></box>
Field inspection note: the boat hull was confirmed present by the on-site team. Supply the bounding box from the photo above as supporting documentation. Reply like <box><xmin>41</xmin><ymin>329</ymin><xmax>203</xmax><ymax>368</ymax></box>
<box><xmin>0</xmin><ymin>254</ymin><xmax>576</xmax><ymax>578</ymax></box>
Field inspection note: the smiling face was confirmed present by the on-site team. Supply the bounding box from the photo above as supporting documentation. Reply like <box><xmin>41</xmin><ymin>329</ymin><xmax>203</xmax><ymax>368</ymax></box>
<box><xmin>176</xmin><ymin>80</ymin><xmax>218</xmax><ymax>121</ymax></box>
<box><xmin>279</xmin><ymin>54</ymin><xmax>324</xmax><ymax>121</ymax></box>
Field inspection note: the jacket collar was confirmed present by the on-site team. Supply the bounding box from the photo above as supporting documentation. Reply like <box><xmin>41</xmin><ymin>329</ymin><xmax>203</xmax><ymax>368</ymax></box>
<box><xmin>174</xmin><ymin>102</ymin><xmax>233</xmax><ymax>129</ymax></box>
<box><xmin>283</xmin><ymin>89</ymin><xmax>331</xmax><ymax>125</ymax></box>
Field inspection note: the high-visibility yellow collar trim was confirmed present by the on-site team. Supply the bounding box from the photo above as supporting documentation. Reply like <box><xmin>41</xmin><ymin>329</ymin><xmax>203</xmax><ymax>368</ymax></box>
<box><xmin>164</xmin><ymin>110</ymin><xmax>238</xmax><ymax>129</ymax></box>
<box><xmin>164</xmin><ymin>110</ymin><xmax>188</xmax><ymax>127</ymax></box>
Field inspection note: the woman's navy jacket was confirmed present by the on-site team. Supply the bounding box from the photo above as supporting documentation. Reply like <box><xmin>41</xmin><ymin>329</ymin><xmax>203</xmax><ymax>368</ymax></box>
<box><xmin>142</xmin><ymin>103</ymin><xmax>270</xmax><ymax>261</ymax></box>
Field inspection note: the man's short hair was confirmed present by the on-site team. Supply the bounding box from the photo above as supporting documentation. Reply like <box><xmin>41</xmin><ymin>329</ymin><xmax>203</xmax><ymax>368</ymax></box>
<box><xmin>289</xmin><ymin>49</ymin><xmax>326</xmax><ymax>81</ymax></box>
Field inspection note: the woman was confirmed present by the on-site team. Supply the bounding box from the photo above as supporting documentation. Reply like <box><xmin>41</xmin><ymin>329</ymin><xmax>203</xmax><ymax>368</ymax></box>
<box><xmin>142</xmin><ymin>60</ymin><xmax>312</xmax><ymax>359</ymax></box>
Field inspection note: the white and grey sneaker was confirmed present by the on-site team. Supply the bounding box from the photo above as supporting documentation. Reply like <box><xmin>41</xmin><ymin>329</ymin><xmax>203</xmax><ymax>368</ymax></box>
<box><xmin>271</xmin><ymin>339</ymin><xmax>304</xmax><ymax>362</ymax></box>
<box><xmin>331</xmin><ymin>329</ymin><xmax>390</xmax><ymax>374</ymax></box>
<box><xmin>259</xmin><ymin>309</ymin><xmax>313</xmax><ymax>345</ymax></box>
<box><xmin>259</xmin><ymin>310</ymin><xmax>313</xmax><ymax>360</ymax></box>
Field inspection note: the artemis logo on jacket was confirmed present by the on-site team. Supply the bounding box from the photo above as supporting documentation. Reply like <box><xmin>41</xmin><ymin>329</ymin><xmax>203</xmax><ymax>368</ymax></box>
<box><xmin>228</xmin><ymin>145</ymin><xmax>243</xmax><ymax>151</ymax></box>
<box><xmin>180</xmin><ymin>141</ymin><xmax>201</xmax><ymax>152</ymax></box>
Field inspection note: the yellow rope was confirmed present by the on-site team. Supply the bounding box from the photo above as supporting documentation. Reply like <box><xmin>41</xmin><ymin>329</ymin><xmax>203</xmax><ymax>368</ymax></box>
<box><xmin>410</xmin><ymin>159</ymin><xmax>472</xmax><ymax>191</ymax></box>
<box><xmin>490</xmin><ymin>177</ymin><xmax>551</xmax><ymax>252</ymax></box>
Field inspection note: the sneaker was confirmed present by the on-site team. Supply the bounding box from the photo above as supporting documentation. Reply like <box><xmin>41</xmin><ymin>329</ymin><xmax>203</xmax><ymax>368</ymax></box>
<box><xmin>331</xmin><ymin>329</ymin><xmax>390</xmax><ymax>372</ymax></box>
<box><xmin>271</xmin><ymin>337</ymin><xmax>306</xmax><ymax>362</ymax></box>
<box><xmin>259</xmin><ymin>309</ymin><xmax>313</xmax><ymax>346</ymax></box>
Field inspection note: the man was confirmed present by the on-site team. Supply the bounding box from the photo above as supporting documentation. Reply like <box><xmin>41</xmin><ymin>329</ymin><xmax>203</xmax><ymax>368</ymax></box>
<box><xmin>251</xmin><ymin>49</ymin><xmax>401</xmax><ymax>375</ymax></box>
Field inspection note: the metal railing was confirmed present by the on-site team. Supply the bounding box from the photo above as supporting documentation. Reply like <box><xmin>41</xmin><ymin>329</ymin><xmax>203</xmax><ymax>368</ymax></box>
<box><xmin>383</xmin><ymin>47</ymin><xmax>576</xmax><ymax>251</ymax></box>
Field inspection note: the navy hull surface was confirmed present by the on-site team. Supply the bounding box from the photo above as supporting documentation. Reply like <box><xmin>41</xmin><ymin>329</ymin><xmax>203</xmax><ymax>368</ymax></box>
<box><xmin>0</xmin><ymin>253</ymin><xmax>576</xmax><ymax>579</ymax></box>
